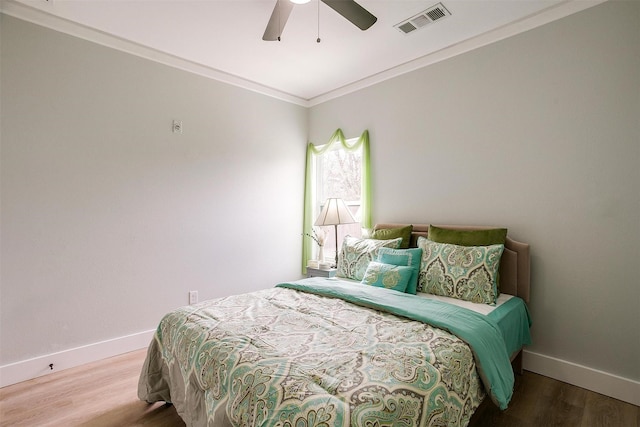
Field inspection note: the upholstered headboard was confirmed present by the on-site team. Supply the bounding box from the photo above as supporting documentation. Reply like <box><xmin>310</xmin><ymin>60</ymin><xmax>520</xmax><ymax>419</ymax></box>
<box><xmin>374</xmin><ymin>223</ymin><xmax>530</xmax><ymax>303</ymax></box>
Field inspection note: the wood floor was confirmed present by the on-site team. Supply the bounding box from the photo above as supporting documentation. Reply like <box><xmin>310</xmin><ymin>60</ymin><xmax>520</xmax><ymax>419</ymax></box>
<box><xmin>1</xmin><ymin>349</ymin><xmax>638</xmax><ymax>426</ymax></box>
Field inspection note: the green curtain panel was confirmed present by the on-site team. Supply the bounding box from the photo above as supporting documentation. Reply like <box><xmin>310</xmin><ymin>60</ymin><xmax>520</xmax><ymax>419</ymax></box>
<box><xmin>302</xmin><ymin>129</ymin><xmax>371</xmax><ymax>273</ymax></box>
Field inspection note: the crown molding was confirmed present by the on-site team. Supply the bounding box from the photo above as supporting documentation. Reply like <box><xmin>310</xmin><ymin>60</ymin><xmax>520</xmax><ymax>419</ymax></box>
<box><xmin>0</xmin><ymin>0</ymin><xmax>310</xmax><ymax>107</ymax></box>
<box><xmin>308</xmin><ymin>0</ymin><xmax>607</xmax><ymax>106</ymax></box>
<box><xmin>2</xmin><ymin>0</ymin><xmax>605</xmax><ymax>108</ymax></box>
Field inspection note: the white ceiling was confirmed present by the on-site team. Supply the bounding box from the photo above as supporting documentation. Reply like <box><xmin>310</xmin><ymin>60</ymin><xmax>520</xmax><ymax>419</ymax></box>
<box><xmin>3</xmin><ymin>0</ymin><xmax>603</xmax><ymax>106</ymax></box>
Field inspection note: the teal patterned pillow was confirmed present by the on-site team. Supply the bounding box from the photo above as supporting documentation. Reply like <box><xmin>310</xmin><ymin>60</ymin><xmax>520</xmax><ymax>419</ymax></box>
<box><xmin>336</xmin><ymin>236</ymin><xmax>402</xmax><ymax>281</ymax></box>
<box><xmin>377</xmin><ymin>247</ymin><xmax>423</xmax><ymax>294</ymax></box>
<box><xmin>361</xmin><ymin>261</ymin><xmax>413</xmax><ymax>292</ymax></box>
<box><xmin>417</xmin><ymin>237</ymin><xmax>504</xmax><ymax>305</ymax></box>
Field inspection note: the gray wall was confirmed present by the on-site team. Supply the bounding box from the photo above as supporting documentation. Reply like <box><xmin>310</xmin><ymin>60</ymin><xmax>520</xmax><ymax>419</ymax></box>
<box><xmin>2</xmin><ymin>0</ymin><xmax>639</xmax><ymax>389</ymax></box>
<box><xmin>310</xmin><ymin>1</ymin><xmax>639</xmax><ymax>382</ymax></box>
<box><xmin>1</xmin><ymin>15</ymin><xmax>307</xmax><ymax>364</ymax></box>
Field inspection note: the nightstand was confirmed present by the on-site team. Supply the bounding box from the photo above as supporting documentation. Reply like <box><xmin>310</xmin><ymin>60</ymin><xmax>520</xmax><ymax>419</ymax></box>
<box><xmin>306</xmin><ymin>267</ymin><xmax>337</xmax><ymax>278</ymax></box>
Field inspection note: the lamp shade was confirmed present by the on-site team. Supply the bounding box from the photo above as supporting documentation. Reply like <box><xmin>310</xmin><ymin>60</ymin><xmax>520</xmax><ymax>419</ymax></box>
<box><xmin>314</xmin><ymin>198</ymin><xmax>356</xmax><ymax>226</ymax></box>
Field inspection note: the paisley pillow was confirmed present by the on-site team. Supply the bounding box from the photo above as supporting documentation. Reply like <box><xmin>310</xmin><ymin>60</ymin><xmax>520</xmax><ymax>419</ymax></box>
<box><xmin>361</xmin><ymin>262</ymin><xmax>413</xmax><ymax>292</ymax></box>
<box><xmin>428</xmin><ymin>225</ymin><xmax>507</xmax><ymax>292</ymax></box>
<box><xmin>417</xmin><ymin>237</ymin><xmax>504</xmax><ymax>305</ymax></box>
<box><xmin>336</xmin><ymin>236</ymin><xmax>402</xmax><ymax>281</ymax></box>
<box><xmin>377</xmin><ymin>247</ymin><xmax>423</xmax><ymax>294</ymax></box>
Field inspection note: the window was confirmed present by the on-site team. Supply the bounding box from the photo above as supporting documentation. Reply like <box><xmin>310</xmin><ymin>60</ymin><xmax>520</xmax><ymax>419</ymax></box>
<box><xmin>314</xmin><ymin>143</ymin><xmax>363</xmax><ymax>263</ymax></box>
<box><xmin>316</xmin><ymin>141</ymin><xmax>362</xmax><ymax>217</ymax></box>
<box><xmin>302</xmin><ymin>129</ymin><xmax>371</xmax><ymax>271</ymax></box>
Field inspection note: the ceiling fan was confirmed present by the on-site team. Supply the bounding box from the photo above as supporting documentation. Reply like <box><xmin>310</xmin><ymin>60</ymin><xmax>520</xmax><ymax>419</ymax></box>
<box><xmin>263</xmin><ymin>0</ymin><xmax>377</xmax><ymax>41</ymax></box>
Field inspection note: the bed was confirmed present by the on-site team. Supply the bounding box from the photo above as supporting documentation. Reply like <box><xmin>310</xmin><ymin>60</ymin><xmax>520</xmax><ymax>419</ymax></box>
<box><xmin>138</xmin><ymin>223</ymin><xmax>531</xmax><ymax>427</ymax></box>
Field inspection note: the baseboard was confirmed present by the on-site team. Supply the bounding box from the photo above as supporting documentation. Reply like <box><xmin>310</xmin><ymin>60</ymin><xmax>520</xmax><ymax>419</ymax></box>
<box><xmin>0</xmin><ymin>329</ymin><xmax>155</xmax><ymax>388</ymax></box>
<box><xmin>3</xmin><ymin>335</ymin><xmax>638</xmax><ymax>406</ymax></box>
<box><xmin>523</xmin><ymin>350</ymin><xmax>640</xmax><ymax>406</ymax></box>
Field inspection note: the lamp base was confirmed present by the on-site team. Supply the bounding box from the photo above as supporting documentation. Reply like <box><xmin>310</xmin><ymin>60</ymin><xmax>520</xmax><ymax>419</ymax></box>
<box><xmin>334</xmin><ymin>225</ymin><xmax>339</xmax><ymax>269</ymax></box>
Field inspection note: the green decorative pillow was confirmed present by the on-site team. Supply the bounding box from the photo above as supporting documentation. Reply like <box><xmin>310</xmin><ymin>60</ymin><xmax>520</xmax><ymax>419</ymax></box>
<box><xmin>371</xmin><ymin>225</ymin><xmax>413</xmax><ymax>249</ymax></box>
<box><xmin>361</xmin><ymin>261</ymin><xmax>413</xmax><ymax>292</ymax></box>
<box><xmin>337</xmin><ymin>236</ymin><xmax>402</xmax><ymax>281</ymax></box>
<box><xmin>377</xmin><ymin>247</ymin><xmax>423</xmax><ymax>295</ymax></box>
<box><xmin>417</xmin><ymin>237</ymin><xmax>504</xmax><ymax>305</ymax></box>
<box><xmin>428</xmin><ymin>225</ymin><xmax>507</xmax><ymax>246</ymax></box>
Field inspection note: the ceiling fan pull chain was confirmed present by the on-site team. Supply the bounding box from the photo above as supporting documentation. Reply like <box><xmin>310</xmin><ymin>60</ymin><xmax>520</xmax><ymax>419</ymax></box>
<box><xmin>316</xmin><ymin>0</ymin><xmax>321</xmax><ymax>43</ymax></box>
<box><xmin>278</xmin><ymin>0</ymin><xmax>282</xmax><ymax>41</ymax></box>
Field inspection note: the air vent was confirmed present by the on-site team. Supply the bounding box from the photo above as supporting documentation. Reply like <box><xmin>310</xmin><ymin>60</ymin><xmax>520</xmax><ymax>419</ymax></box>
<box><xmin>394</xmin><ymin>3</ymin><xmax>451</xmax><ymax>35</ymax></box>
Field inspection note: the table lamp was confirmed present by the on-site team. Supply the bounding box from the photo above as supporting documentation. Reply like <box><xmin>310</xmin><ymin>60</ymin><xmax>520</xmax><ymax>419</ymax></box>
<box><xmin>314</xmin><ymin>198</ymin><xmax>357</xmax><ymax>267</ymax></box>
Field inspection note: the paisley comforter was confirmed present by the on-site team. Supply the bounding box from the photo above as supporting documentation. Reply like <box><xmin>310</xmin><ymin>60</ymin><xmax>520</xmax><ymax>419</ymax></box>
<box><xmin>139</xmin><ymin>278</ymin><xmax>522</xmax><ymax>426</ymax></box>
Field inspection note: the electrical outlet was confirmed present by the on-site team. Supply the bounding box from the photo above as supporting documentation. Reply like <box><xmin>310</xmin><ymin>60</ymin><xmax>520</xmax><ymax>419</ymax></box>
<box><xmin>172</xmin><ymin>119</ymin><xmax>183</xmax><ymax>134</ymax></box>
<box><xmin>189</xmin><ymin>290</ymin><xmax>198</xmax><ymax>305</ymax></box>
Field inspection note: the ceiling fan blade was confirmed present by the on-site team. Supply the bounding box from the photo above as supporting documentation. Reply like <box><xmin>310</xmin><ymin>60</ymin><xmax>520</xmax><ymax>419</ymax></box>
<box><xmin>263</xmin><ymin>0</ymin><xmax>295</xmax><ymax>41</ymax></box>
<box><xmin>321</xmin><ymin>0</ymin><xmax>377</xmax><ymax>30</ymax></box>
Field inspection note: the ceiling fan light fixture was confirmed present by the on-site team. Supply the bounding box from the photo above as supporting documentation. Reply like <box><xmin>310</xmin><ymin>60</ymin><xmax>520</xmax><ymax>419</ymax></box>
<box><xmin>290</xmin><ymin>0</ymin><xmax>311</xmax><ymax>4</ymax></box>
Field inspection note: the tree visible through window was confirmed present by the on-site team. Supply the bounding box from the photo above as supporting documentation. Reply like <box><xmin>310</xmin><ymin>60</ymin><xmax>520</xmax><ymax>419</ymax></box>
<box><xmin>317</xmin><ymin>144</ymin><xmax>362</xmax><ymax>218</ymax></box>
<box><xmin>315</xmin><ymin>143</ymin><xmax>363</xmax><ymax>263</ymax></box>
